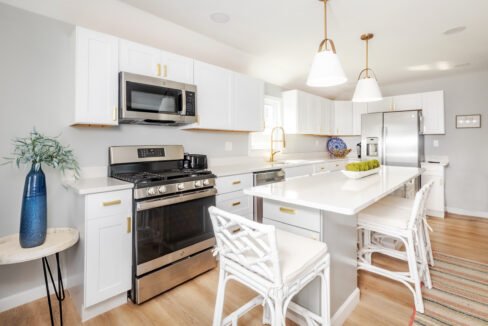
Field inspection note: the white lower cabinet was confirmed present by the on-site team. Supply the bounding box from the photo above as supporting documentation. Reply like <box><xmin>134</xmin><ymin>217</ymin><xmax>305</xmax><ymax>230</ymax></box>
<box><xmin>421</xmin><ymin>163</ymin><xmax>446</xmax><ymax>218</ymax></box>
<box><xmin>284</xmin><ymin>165</ymin><xmax>314</xmax><ymax>180</ymax></box>
<box><xmin>263</xmin><ymin>199</ymin><xmax>320</xmax><ymax>233</ymax></box>
<box><xmin>216</xmin><ymin>173</ymin><xmax>253</xmax><ymax>219</ymax></box>
<box><xmin>313</xmin><ymin>160</ymin><xmax>348</xmax><ymax>174</ymax></box>
<box><xmin>68</xmin><ymin>188</ymin><xmax>132</xmax><ymax>321</ymax></box>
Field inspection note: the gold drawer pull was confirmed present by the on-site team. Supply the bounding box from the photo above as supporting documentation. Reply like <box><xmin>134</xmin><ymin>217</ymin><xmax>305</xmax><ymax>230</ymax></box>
<box><xmin>102</xmin><ymin>200</ymin><xmax>121</xmax><ymax>207</ymax></box>
<box><xmin>232</xmin><ymin>180</ymin><xmax>241</xmax><ymax>185</ymax></box>
<box><xmin>279</xmin><ymin>207</ymin><xmax>295</xmax><ymax>215</ymax></box>
<box><xmin>127</xmin><ymin>217</ymin><xmax>132</xmax><ymax>233</ymax></box>
<box><xmin>112</xmin><ymin>107</ymin><xmax>117</xmax><ymax>121</ymax></box>
<box><xmin>157</xmin><ymin>63</ymin><xmax>162</xmax><ymax>77</ymax></box>
<box><xmin>163</xmin><ymin>64</ymin><xmax>168</xmax><ymax>78</ymax></box>
<box><xmin>232</xmin><ymin>201</ymin><xmax>241</xmax><ymax>207</ymax></box>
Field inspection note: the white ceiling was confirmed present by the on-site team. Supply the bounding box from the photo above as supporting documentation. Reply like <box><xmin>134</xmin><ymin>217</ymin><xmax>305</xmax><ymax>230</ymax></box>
<box><xmin>120</xmin><ymin>0</ymin><xmax>488</xmax><ymax>98</ymax></box>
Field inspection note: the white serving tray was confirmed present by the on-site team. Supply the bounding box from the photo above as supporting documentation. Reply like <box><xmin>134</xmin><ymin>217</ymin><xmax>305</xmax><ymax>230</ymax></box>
<box><xmin>341</xmin><ymin>167</ymin><xmax>380</xmax><ymax>179</ymax></box>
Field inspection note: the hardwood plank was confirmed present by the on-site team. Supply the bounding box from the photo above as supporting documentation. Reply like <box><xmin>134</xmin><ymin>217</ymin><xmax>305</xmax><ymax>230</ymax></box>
<box><xmin>1</xmin><ymin>214</ymin><xmax>486</xmax><ymax>325</ymax></box>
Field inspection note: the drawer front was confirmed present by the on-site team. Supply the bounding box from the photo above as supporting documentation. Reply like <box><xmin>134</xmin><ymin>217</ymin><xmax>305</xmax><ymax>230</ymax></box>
<box><xmin>86</xmin><ymin>190</ymin><xmax>132</xmax><ymax>219</ymax></box>
<box><xmin>216</xmin><ymin>173</ymin><xmax>253</xmax><ymax>194</ymax></box>
<box><xmin>324</xmin><ymin>161</ymin><xmax>347</xmax><ymax>172</ymax></box>
<box><xmin>263</xmin><ymin>218</ymin><xmax>320</xmax><ymax>241</ymax></box>
<box><xmin>263</xmin><ymin>199</ymin><xmax>320</xmax><ymax>232</ymax></box>
<box><xmin>216</xmin><ymin>192</ymin><xmax>252</xmax><ymax>218</ymax></box>
<box><xmin>284</xmin><ymin>165</ymin><xmax>314</xmax><ymax>179</ymax></box>
<box><xmin>421</xmin><ymin>164</ymin><xmax>444</xmax><ymax>176</ymax></box>
<box><xmin>313</xmin><ymin>163</ymin><xmax>331</xmax><ymax>174</ymax></box>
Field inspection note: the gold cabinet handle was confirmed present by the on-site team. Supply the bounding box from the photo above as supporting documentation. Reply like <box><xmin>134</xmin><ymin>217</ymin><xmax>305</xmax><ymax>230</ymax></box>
<box><xmin>127</xmin><ymin>217</ymin><xmax>132</xmax><ymax>233</ymax></box>
<box><xmin>163</xmin><ymin>64</ymin><xmax>168</xmax><ymax>78</ymax></box>
<box><xmin>112</xmin><ymin>107</ymin><xmax>117</xmax><ymax>121</ymax></box>
<box><xmin>232</xmin><ymin>180</ymin><xmax>241</xmax><ymax>185</ymax></box>
<box><xmin>157</xmin><ymin>64</ymin><xmax>162</xmax><ymax>77</ymax></box>
<box><xmin>103</xmin><ymin>200</ymin><xmax>121</xmax><ymax>207</ymax></box>
<box><xmin>232</xmin><ymin>201</ymin><xmax>241</xmax><ymax>207</ymax></box>
<box><xmin>279</xmin><ymin>207</ymin><xmax>295</xmax><ymax>215</ymax></box>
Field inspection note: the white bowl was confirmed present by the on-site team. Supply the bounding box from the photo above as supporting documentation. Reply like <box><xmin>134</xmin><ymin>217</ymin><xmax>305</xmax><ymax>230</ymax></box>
<box><xmin>341</xmin><ymin>167</ymin><xmax>380</xmax><ymax>179</ymax></box>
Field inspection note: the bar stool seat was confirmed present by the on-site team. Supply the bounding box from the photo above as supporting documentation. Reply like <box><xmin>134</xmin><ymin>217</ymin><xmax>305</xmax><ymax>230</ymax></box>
<box><xmin>275</xmin><ymin>229</ymin><xmax>328</xmax><ymax>283</ymax></box>
<box><xmin>359</xmin><ymin>205</ymin><xmax>411</xmax><ymax>230</ymax></box>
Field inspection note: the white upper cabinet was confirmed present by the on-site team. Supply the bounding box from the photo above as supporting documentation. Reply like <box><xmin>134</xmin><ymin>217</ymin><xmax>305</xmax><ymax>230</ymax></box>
<box><xmin>119</xmin><ymin>40</ymin><xmax>194</xmax><ymax>84</ymax></box>
<box><xmin>193</xmin><ymin>60</ymin><xmax>233</xmax><ymax>130</ymax></box>
<box><xmin>352</xmin><ymin>102</ymin><xmax>368</xmax><ymax>136</ymax></box>
<box><xmin>283</xmin><ymin>90</ymin><xmax>321</xmax><ymax>135</ymax></box>
<box><xmin>319</xmin><ymin>98</ymin><xmax>334</xmax><ymax>135</ymax></box>
<box><xmin>74</xmin><ymin>27</ymin><xmax>119</xmax><ymax>126</ymax></box>
<box><xmin>160</xmin><ymin>50</ymin><xmax>194</xmax><ymax>84</ymax></box>
<box><xmin>333</xmin><ymin>101</ymin><xmax>353</xmax><ymax>135</ymax></box>
<box><xmin>232</xmin><ymin>73</ymin><xmax>265</xmax><ymax>131</ymax></box>
<box><xmin>119</xmin><ymin>39</ymin><xmax>160</xmax><ymax>77</ymax></box>
<box><xmin>393</xmin><ymin>93</ymin><xmax>422</xmax><ymax>111</ymax></box>
<box><xmin>367</xmin><ymin>96</ymin><xmax>393</xmax><ymax>113</ymax></box>
<box><xmin>422</xmin><ymin>91</ymin><xmax>445</xmax><ymax>134</ymax></box>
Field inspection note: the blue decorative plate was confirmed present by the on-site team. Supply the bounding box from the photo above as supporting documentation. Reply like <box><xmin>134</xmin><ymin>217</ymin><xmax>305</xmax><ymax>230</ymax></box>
<box><xmin>327</xmin><ymin>137</ymin><xmax>347</xmax><ymax>153</ymax></box>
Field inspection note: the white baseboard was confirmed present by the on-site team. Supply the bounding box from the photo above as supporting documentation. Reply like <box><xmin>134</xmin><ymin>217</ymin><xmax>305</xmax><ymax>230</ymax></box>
<box><xmin>0</xmin><ymin>277</ymin><xmax>68</xmax><ymax>313</ymax></box>
<box><xmin>331</xmin><ymin>288</ymin><xmax>360</xmax><ymax>326</ymax></box>
<box><xmin>446</xmin><ymin>207</ymin><xmax>488</xmax><ymax>219</ymax></box>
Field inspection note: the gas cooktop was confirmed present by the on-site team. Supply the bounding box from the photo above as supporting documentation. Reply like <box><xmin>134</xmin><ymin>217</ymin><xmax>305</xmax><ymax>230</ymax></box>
<box><xmin>113</xmin><ymin>169</ymin><xmax>213</xmax><ymax>186</ymax></box>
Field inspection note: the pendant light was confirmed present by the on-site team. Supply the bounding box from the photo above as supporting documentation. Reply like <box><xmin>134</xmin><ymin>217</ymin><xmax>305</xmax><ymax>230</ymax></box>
<box><xmin>307</xmin><ymin>0</ymin><xmax>347</xmax><ymax>87</ymax></box>
<box><xmin>352</xmin><ymin>33</ymin><xmax>383</xmax><ymax>102</ymax></box>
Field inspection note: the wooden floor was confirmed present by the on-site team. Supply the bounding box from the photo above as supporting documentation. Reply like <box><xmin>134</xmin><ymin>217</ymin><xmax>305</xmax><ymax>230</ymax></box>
<box><xmin>1</xmin><ymin>214</ymin><xmax>487</xmax><ymax>326</ymax></box>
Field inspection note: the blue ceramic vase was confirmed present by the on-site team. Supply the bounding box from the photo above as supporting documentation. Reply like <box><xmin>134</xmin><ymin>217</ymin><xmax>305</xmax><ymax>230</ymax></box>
<box><xmin>19</xmin><ymin>163</ymin><xmax>47</xmax><ymax>248</ymax></box>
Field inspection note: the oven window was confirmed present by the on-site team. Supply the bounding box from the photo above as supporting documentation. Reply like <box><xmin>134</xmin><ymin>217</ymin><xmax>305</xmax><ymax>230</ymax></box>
<box><xmin>126</xmin><ymin>81</ymin><xmax>182</xmax><ymax>114</ymax></box>
<box><xmin>135</xmin><ymin>195</ymin><xmax>215</xmax><ymax>266</ymax></box>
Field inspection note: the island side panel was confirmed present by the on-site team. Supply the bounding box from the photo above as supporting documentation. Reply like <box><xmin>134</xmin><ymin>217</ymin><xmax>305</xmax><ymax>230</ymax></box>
<box><xmin>290</xmin><ymin>211</ymin><xmax>358</xmax><ymax>318</ymax></box>
<box><xmin>322</xmin><ymin>210</ymin><xmax>358</xmax><ymax>314</ymax></box>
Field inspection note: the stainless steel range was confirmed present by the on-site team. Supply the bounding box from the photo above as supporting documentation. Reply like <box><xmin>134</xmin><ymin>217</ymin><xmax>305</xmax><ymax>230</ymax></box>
<box><xmin>109</xmin><ymin>145</ymin><xmax>217</xmax><ymax>304</ymax></box>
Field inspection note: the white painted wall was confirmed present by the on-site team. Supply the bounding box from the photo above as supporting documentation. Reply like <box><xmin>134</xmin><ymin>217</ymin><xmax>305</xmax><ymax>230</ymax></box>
<box><xmin>379</xmin><ymin>70</ymin><xmax>488</xmax><ymax>216</ymax></box>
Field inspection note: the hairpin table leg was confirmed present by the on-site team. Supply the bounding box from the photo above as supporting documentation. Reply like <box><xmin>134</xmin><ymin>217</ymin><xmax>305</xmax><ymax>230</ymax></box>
<box><xmin>42</xmin><ymin>253</ymin><xmax>65</xmax><ymax>326</ymax></box>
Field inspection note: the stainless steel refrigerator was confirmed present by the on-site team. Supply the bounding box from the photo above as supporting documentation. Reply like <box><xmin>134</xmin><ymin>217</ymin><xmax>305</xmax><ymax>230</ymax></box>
<box><xmin>361</xmin><ymin>110</ymin><xmax>424</xmax><ymax>167</ymax></box>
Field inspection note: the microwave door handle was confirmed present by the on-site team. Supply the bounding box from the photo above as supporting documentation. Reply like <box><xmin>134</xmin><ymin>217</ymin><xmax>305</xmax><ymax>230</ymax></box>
<box><xmin>180</xmin><ymin>90</ymin><xmax>187</xmax><ymax>115</ymax></box>
<box><xmin>136</xmin><ymin>188</ymin><xmax>216</xmax><ymax>212</ymax></box>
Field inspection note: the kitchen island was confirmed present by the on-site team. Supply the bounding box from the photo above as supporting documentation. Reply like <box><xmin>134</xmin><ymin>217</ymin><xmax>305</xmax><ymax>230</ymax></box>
<box><xmin>243</xmin><ymin>166</ymin><xmax>422</xmax><ymax>325</ymax></box>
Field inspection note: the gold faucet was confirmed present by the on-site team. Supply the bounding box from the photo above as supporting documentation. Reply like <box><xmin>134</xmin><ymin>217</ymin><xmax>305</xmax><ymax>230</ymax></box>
<box><xmin>269</xmin><ymin>127</ymin><xmax>286</xmax><ymax>162</ymax></box>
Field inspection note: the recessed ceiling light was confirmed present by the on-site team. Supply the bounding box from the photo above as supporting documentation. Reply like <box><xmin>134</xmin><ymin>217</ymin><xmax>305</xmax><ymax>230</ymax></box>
<box><xmin>407</xmin><ymin>64</ymin><xmax>431</xmax><ymax>72</ymax></box>
<box><xmin>210</xmin><ymin>12</ymin><xmax>230</xmax><ymax>24</ymax></box>
<box><xmin>436</xmin><ymin>61</ymin><xmax>452</xmax><ymax>71</ymax></box>
<box><xmin>443</xmin><ymin>26</ymin><xmax>466</xmax><ymax>35</ymax></box>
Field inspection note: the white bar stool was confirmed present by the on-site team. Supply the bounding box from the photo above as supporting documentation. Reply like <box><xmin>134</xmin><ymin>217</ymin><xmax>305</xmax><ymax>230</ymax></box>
<box><xmin>357</xmin><ymin>181</ymin><xmax>434</xmax><ymax>313</ymax></box>
<box><xmin>376</xmin><ymin>193</ymin><xmax>435</xmax><ymax>266</ymax></box>
<box><xmin>209</xmin><ymin>206</ymin><xmax>331</xmax><ymax>326</ymax></box>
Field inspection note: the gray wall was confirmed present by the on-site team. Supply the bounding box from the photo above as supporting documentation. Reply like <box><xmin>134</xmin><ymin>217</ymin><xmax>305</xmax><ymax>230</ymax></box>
<box><xmin>380</xmin><ymin>70</ymin><xmax>488</xmax><ymax>215</ymax></box>
<box><xmin>0</xmin><ymin>3</ymin><xmax>329</xmax><ymax>302</ymax></box>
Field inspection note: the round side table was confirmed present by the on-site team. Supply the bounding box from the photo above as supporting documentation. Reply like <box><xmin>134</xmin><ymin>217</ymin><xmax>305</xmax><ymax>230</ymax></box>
<box><xmin>0</xmin><ymin>228</ymin><xmax>79</xmax><ymax>326</ymax></box>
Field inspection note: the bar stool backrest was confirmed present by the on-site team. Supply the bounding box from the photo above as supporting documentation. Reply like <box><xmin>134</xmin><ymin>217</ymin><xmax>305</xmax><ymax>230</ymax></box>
<box><xmin>208</xmin><ymin>206</ymin><xmax>282</xmax><ymax>285</ymax></box>
<box><xmin>407</xmin><ymin>181</ymin><xmax>435</xmax><ymax>230</ymax></box>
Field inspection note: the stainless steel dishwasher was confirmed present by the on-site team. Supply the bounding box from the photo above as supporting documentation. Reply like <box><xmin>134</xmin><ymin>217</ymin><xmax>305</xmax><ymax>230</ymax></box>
<box><xmin>253</xmin><ymin>169</ymin><xmax>285</xmax><ymax>222</ymax></box>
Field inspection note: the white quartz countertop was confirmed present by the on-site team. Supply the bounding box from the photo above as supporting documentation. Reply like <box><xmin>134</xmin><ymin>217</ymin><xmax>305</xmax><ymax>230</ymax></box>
<box><xmin>243</xmin><ymin>166</ymin><xmax>422</xmax><ymax>215</ymax></box>
<box><xmin>210</xmin><ymin>158</ymin><xmax>356</xmax><ymax>177</ymax></box>
<box><xmin>67</xmin><ymin>177</ymin><xmax>133</xmax><ymax>195</ymax></box>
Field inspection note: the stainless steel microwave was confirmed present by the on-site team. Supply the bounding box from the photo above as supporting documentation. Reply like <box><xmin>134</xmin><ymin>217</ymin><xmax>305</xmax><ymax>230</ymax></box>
<box><xmin>119</xmin><ymin>72</ymin><xmax>197</xmax><ymax>125</ymax></box>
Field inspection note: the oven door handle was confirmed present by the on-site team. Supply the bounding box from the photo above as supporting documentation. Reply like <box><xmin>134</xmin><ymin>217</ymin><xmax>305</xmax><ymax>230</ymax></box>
<box><xmin>136</xmin><ymin>188</ymin><xmax>217</xmax><ymax>212</ymax></box>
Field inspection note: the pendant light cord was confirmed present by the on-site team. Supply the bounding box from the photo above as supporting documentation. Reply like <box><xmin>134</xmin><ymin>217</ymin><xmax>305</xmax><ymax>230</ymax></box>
<box><xmin>365</xmin><ymin>37</ymin><xmax>369</xmax><ymax>77</ymax></box>
<box><xmin>323</xmin><ymin>0</ymin><xmax>328</xmax><ymax>50</ymax></box>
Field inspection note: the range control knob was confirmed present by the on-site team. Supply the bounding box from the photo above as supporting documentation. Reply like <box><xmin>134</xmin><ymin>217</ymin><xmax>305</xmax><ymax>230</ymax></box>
<box><xmin>177</xmin><ymin>183</ymin><xmax>185</xmax><ymax>190</ymax></box>
<box><xmin>147</xmin><ymin>187</ymin><xmax>157</xmax><ymax>196</ymax></box>
<box><xmin>158</xmin><ymin>186</ymin><xmax>166</xmax><ymax>194</ymax></box>
<box><xmin>194</xmin><ymin>180</ymin><xmax>202</xmax><ymax>188</ymax></box>
<box><xmin>203</xmin><ymin>179</ymin><xmax>210</xmax><ymax>186</ymax></box>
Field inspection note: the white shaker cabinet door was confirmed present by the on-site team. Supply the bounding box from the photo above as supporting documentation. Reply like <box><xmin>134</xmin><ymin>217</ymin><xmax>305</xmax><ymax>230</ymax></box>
<box><xmin>85</xmin><ymin>213</ymin><xmax>132</xmax><ymax>307</ymax></box>
<box><xmin>75</xmin><ymin>27</ymin><xmax>119</xmax><ymax>126</ymax></box>
<box><xmin>352</xmin><ymin>102</ymin><xmax>368</xmax><ymax>135</ymax></box>
<box><xmin>160</xmin><ymin>50</ymin><xmax>194</xmax><ymax>84</ymax></box>
<box><xmin>232</xmin><ymin>72</ymin><xmax>264</xmax><ymax>131</ymax></box>
<box><xmin>422</xmin><ymin>91</ymin><xmax>445</xmax><ymax>134</ymax></box>
<box><xmin>193</xmin><ymin>60</ymin><xmax>233</xmax><ymax>130</ymax></box>
<box><xmin>320</xmin><ymin>98</ymin><xmax>334</xmax><ymax>135</ymax></box>
<box><xmin>393</xmin><ymin>93</ymin><xmax>422</xmax><ymax>111</ymax></box>
<box><xmin>333</xmin><ymin>101</ymin><xmax>353</xmax><ymax>135</ymax></box>
<box><xmin>119</xmin><ymin>39</ymin><xmax>161</xmax><ymax>77</ymax></box>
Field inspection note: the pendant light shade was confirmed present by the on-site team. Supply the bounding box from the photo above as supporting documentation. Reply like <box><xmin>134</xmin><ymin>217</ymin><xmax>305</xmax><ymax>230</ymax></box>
<box><xmin>307</xmin><ymin>0</ymin><xmax>347</xmax><ymax>87</ymax></box>
<box><xmin>352</xmin><ymin>33</ymin><xmax>382</xmax><ymax>102</ymax></box>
